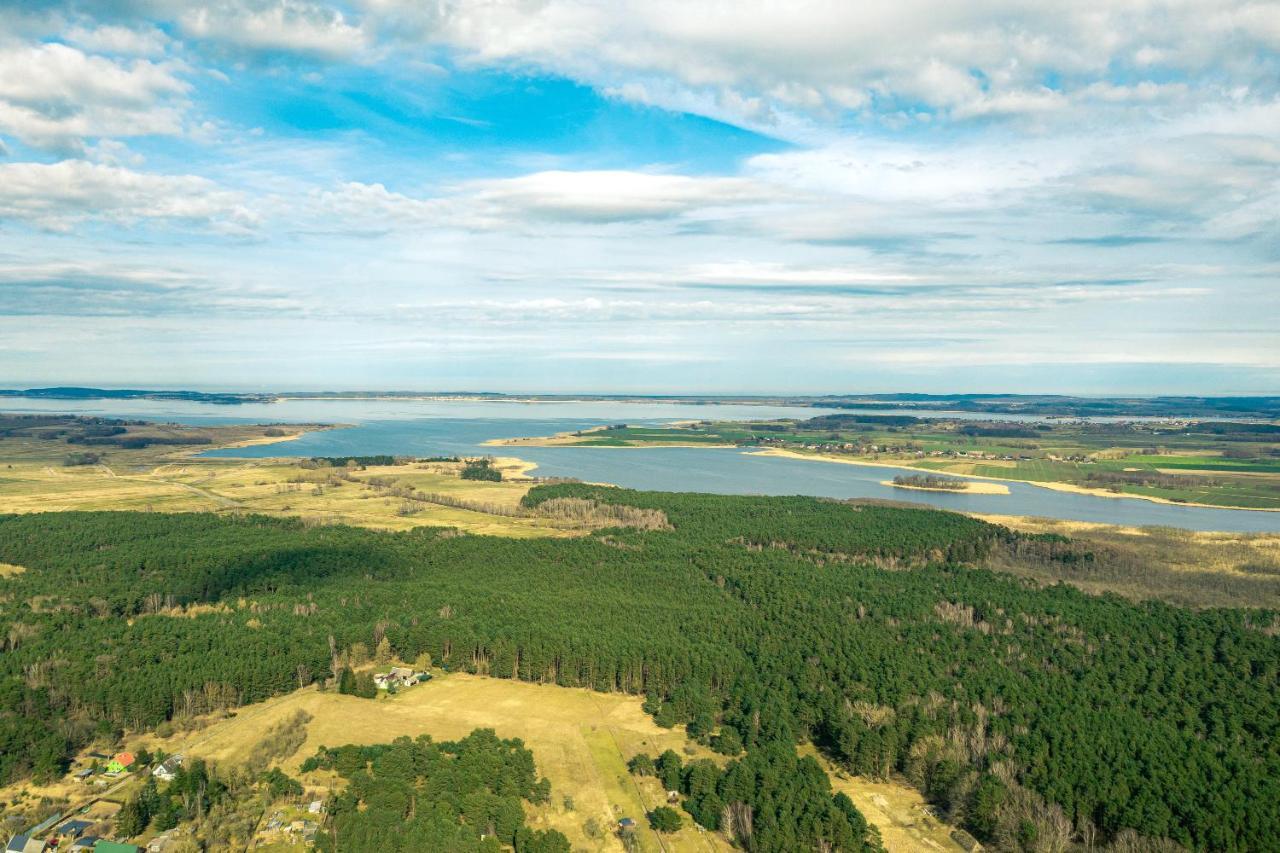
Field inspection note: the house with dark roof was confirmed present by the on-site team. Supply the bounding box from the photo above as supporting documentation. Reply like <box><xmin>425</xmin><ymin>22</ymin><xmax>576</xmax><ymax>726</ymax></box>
<box><xmin>152</xmin><ymin>755</ymin><xmax>183</xmax><ymax>781</ymax></box>
<box><xmin>4</xmin><ymin>836</ymin><xmax>43</xmax><ymax>853</ymax></box>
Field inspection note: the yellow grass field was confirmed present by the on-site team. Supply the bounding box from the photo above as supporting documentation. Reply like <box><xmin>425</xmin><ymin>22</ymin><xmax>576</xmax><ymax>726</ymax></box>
<box><xmin>124</xmin><ymin>673</ymin><xmax>962</xmax><ymax>852</ymax></box>
<box><xmin>0</xmin><ymin>452</ymin><xmax>581</xmax><ymax>538</ymax></box>
<box><xmin>146</xmin><ymin>673</ymin><xmax>729</xmax><ymax>853</ymax></box>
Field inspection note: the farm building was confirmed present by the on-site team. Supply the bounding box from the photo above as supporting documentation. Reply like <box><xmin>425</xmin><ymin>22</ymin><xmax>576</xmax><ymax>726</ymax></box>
<box><xmin>105</xmin><ymin>752</ymin><xmax>135</xmax><ymax>774</ymax></box>
<box><xmin>373</xmin><ymin>667</ymin><xmax>429</xmax><ymax>689</ymax></box>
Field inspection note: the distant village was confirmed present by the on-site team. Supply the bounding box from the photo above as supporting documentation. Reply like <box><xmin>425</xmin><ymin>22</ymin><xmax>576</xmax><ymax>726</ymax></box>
<box><xmin>6</xmin><ymin>751</ymin><xmax>180</xmax><ymax>853</ymax></box>
<box><xmin>748</xmin><ymin>434</ymin><xmax>1100</xmax><ymax>465</ymax></box>
<box><xmin>5</xmin><ymin>665</ymin><xmax>437</xmax><ymax>852</ymax></box>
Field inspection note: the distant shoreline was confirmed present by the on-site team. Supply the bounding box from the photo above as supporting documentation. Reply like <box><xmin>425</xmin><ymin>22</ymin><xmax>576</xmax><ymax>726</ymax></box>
<box><xmin>752</xmin><ymin>448</ymin><xmax>1280</xmax><ymax>512</ymax></box>
<box><xmin>4</xmin><ymin>388</ymin><xmax>1277</xmax><ymax>420</ymax></box>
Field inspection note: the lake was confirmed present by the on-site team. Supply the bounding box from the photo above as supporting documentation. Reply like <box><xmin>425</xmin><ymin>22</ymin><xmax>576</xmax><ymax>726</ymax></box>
<box><xmin>5</xmin><ymin>396</ymin><xmax>1278</xmax><ymax>532</ymax></box>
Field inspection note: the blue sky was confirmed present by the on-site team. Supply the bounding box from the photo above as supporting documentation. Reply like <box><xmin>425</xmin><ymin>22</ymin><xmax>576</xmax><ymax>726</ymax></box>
<box><xmin>0</xmin><ymin>1</ymin><xmax>1277</xmax><ymax>394</ymax></box>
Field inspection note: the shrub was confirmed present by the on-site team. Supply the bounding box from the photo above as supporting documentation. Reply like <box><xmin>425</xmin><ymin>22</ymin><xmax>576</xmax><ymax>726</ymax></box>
<box><xmin>648</xmin><ymin>806</ymin><xmax>683</xmax><ymax>833</ymax></box>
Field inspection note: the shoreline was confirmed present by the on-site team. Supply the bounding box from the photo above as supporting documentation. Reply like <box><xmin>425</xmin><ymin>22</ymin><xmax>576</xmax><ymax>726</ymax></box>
<box><xmin>749</xmin><ymin>448</ymin><xmax>1280</xmax><ymax>513</ymax></box>
<box><xmin>186</xmin><ymin>423</ymin><xmax>351</xmax><ymax>458</ymax></box>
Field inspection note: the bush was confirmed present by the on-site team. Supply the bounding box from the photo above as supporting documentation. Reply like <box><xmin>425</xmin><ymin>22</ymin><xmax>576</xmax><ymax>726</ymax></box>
<box><xmin>648</xmin><ymin>806</ymin><xmax>683</xmax><ymax>833</ymax></box>
<box><xmin>627</xmin><ymin>754</ymin><xmax>655</xmax><ymax>776</ymax></box>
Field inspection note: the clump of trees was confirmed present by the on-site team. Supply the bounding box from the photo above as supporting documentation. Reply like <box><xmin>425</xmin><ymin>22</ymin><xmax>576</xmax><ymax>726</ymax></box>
<box><xmin>891</xmin><ymin>474</ymin><xmax>967</xmax><ymax>490</ymax></box>
<box><xmin>304</xmin><ymin>729</ymin><xmax>568</xmax><ymax>852</ymax></box>
<box><xmin>460</xmin><ymin>458</ymin><xmax>502</xmax><ymax>481</ymax></box>
<box><xmin>63</xmin><ymin>451</ymin><xmax>102</xmax><ymax>466</ymax></box>
<box><xmin>336</xmin><ymin>667</ymin><xmax>377</xmax><ymax>698</ymax></box>
<box><xmin>632</xmin><ymin>745</ymin><xmax>880</xmax><ymax>850</ymax></box>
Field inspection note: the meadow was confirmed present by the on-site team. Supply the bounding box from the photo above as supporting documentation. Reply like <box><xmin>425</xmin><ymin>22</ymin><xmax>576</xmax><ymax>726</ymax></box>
<box><xmin>0</xmin><ymin>414</ymin><xmax>583</xmax><ymax>537</ymax></box>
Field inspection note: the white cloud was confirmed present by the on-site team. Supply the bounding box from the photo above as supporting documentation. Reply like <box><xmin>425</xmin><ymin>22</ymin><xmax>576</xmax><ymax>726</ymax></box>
<box><xmin>0</xmin><ymin>160</ymin><xmax>257</xmax><ymax>232</ymax></box>
<box><xmin>363</xmin><ymin>0</ymin><xmax>1280</xmax><ymax>131</ymax></box>
<box><xmin>63</xmin><ymin>23</ymin><xmax>170</xmax><ymax>57</ymax></box>
<box><xmin>307</xmin><ymin>170</ymin><xmax>790</xmax><ymax>234</ymax></box>
<box><xmin>180</xmin><ymin>0</ymin><xmax>369</xmax><ymax>59</ymax></box>
<box><xmin>462</xmin><ymin>170</ymin><xmax>786</xmax><ymax>223</ymax></box>
<box><xmin>0</xmin><ymin>41</ymin><xmax>189</xmax><ymax>150</ymax></box>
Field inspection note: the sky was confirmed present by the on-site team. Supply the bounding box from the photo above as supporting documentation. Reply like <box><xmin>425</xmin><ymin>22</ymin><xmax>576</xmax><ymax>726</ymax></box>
<box><xmin>0</xmin><ymin>1</ymin><xmax>1277</xmax><ymax>394</ymax></box>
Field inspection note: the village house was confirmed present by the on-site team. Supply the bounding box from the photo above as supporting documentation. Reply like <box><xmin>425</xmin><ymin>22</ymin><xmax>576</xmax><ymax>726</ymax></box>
<box><xmin>152</xmin><ymin>755</ymin><xmax>183</xmax><ymax>781</ymax></box>
<box><xmin>105</xmin><ymin>752</ymin><xmax>135</xmax><ymax>774</ymax></box>
<box><xmin>5</xmin><ymin>835</ymin><xmax>43</xmax><ymax>853</ymax></box>
<box><xmin>56</xmin><ymin>820</ymin><xmax>92</xmax><ymax>840</ymax></box>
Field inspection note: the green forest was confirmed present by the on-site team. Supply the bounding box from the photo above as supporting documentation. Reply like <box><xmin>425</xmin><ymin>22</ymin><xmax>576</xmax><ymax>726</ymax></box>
<box><xmin>0</xmin><ymin>487</ymin><xmax>1277</xmax><ymax>850</ymax></box>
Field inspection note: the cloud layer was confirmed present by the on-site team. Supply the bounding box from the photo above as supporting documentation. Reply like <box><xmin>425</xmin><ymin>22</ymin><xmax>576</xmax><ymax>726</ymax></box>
<box><xmin>0</xmin><ymin>0</ymin><xmax>1275</xmax><ymax>391</ymax></box>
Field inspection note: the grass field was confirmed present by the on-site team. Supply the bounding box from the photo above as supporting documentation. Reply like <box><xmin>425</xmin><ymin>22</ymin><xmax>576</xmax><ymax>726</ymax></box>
<box><xmin>0</xmin><ymin>443</ymin><xmax>581</xmax><ymax>538</ymax></box>
<box><xmin>129</xmin><ymin>673</ymin><xmax>962</xmax><ymax>853</ymax></box>
<box><xmin>144</xmin><ymin>673</ymin><xmax>731</xmax><ymax>852</ymax></box>
<box><xmin>982</xmin><ymin>514</ymin><xmax>1280</xmax><ymax>609</ymax></box>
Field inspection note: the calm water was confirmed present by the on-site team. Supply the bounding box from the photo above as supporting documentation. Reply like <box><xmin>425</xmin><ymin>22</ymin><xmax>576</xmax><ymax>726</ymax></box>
<box><xmin>6</xmin><ymin>397</ymin><xmax>1278</xmax><ymax>532</ymax></box>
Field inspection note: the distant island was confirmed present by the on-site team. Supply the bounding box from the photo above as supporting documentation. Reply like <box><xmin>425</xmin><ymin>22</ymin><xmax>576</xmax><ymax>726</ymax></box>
<box><xmin>0</xmin><ymin>387</ymin><xmax>275</xmax><ymax>405</ymax></box>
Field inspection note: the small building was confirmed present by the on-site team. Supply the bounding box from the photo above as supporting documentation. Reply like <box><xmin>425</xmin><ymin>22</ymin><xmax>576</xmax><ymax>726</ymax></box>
<box><xmin>74</xmin><ymin>767</ymin><xmax>95</xmax><ymax>780</ymax></box>
<box><xmin>57</xmin><ymin>820</ymin><xmax>93</xmax><ymax>839</ymax></box>
<box><xmin>94</xmin><ymin>842</ymin><xmax>141</xmax><ymax>853</ymax></box>
<box><xmin>70</xmin><ymin>838</ymin><xmax>99</xmax><ymax>851</ymax></box>
<box><xmin>618</xmin><ymin>817</ymin><xmax>636</xmax><ymax>832</ymax></box>
<box><xmin>152</xmin><ymin>755</ymin><xmax>183</xmax><ymax>781</ymax></box>
<box><xmin>307</xmin><ymin>800</ymin><xmax>325</xmax><ymax>815</ymax></box>
<box><xmin>5</xmin><ymin>835</ymin><xmax>40</xmax><ymax>853</ymax></box>
<box><xmin>105</xmin><ymin>752</ymin><xmax>135</xmax><ymax>774</ymax></box>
